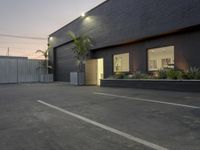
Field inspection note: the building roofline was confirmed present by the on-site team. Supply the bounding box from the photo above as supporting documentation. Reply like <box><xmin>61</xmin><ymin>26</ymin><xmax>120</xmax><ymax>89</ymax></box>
<box><xmin>49</xmin><ymin>0</ymin><xmax>110</xmax><ymax>36</ymax></box>
<box><xmin>91</xmin><ymin>23</ymin><xmax>200</xmax><ymax>51</ymax></box>
<box><xmin>52</xmin><ymin>23</ymin><xmax>200</xmax><ymax>52</ymax></box>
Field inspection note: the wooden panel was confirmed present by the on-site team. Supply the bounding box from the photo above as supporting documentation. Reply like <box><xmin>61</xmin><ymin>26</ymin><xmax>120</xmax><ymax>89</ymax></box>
<box><xmin>85</xmin><ymin>59</ymin><xmax>97</xmax><ymax>85</ymax></box>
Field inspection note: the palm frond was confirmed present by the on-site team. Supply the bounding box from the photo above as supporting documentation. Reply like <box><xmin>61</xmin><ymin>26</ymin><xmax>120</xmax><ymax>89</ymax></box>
<box><xmin>35</xmin><ymin>49</ymin><xmax>49</xmax><ymax>59</ymax></box>
<box><xmin>68</xmin><ymin>31</ymin><xmax>93</xmax><ymax>71</ymax></box>
<box><xmin>35</xmin><ymin>50</ymin><xmax>45</xmax><ymax>54</ymax></box>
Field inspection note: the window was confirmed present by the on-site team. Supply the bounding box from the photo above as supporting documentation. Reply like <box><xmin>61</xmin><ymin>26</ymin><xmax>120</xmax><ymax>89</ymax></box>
<box><xmin>148</xmin><ymin>46</ymin><xmax>174</xmax><ymax>71</ymax></box>
<box><xmin>113</xmin><ymin>53</ymin><xmax>129</xmax><ymax>72</ymax></box>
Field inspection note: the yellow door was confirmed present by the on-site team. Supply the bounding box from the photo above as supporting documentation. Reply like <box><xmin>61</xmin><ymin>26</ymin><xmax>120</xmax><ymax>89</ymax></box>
<box><xmin>85</xmin><ymin>58</ymin><xmax>104</xmax><ymax>86</ymax></box>
<box><xmin>85</xmin><ymin>59</ymin><xmax>97</xmax><ymax>85</ymax></box>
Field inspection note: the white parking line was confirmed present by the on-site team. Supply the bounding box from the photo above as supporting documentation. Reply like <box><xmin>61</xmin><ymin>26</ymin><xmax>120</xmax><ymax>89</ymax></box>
<box><xmin>37</xmin><ymin>100</ymin><xmax>168</xmax><ymax>150</ymax></box>
<box><xmin>94</xmin><ymin>92</ymin><xmax>200</xmax><ymax>109</ymax></box>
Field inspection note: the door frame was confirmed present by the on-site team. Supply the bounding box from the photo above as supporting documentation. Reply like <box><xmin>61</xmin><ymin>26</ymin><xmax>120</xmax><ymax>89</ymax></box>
<box><xmin>97</xmin><ymin>58</ymin><xmax>104</xmax><ymax>85</ymax></box>
<box><xmin>85</xmin><ymin>58</ymin><xmax>104</xmax><ymax>86</ymax></box>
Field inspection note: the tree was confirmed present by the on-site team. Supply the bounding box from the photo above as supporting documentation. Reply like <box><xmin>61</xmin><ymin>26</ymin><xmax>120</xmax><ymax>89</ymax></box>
<box><xmin>68</xmin><ymin>31</ymin><xmax>93</xmax><ymax>72</ymax></box>
<box><xmin>35</xmin><ymin>49</ymin><xmax>52</xmax><ymax>74</ymax></box>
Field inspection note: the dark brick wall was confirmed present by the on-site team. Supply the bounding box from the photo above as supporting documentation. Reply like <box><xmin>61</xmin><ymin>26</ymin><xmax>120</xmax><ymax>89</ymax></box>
<box><xmin>52</xmin><ymin>28</ymin><xmax>200</xmax><ymax>81</ymax></box>
<box><xmin>49</xmin><ymin>0</ymin><xmax>200</xmax><ymax>81</ymax></box>
<box><xmin>92</xmin><ymin>28</ymin><xmax>200</xmax><ymax>78</ymax></box>
<box><xmin>49</xmin><ymin>0</ymin><xmax>200</xmax><ymax>50</ymax></box>
<box><xmin>54</xmin><ymin>43</ymin><xmax>77</xmax><ymax>81</ymax></box>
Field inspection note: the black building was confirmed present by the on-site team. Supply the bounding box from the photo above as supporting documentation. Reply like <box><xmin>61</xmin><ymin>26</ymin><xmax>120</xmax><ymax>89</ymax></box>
<box><xmin>48</xmin><ymin>0</ymin><xmax>200</xmax><ymax>85</ymax></box>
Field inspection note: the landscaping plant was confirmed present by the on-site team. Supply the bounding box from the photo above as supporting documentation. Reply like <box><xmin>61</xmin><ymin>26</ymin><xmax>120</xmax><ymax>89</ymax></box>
<box><xmin>131</xmin><ymin>72</ymin><xmax>151</xmax><ymax>79</ymax></box>
<box><xmin>166</xmin><ymin>69</ymin><xmax>182</xmax><ymax>79</ymax></box>
<box><xmin>68</xmin><ymin>31</ymin><xmax>93</xmax><ymax>72</ymax></box>
<box><xmin>157</xmin><ymin>69</ymin><xmax>167</xmax><ymax>79</ymax></box>
<box><xmin>186</xmin><ymin>67</ymin><xmax>200</xmax><ymax>79</ymax></box>
<box><xmin>109</xmin><ymin>67</ymin><xmax>200</xmax><ymax>80</ymax></box>
<box><xmin>114</xmin><ymin>72</ymin><xmax>125</xmax><ymax>79</ymax></box>
<box><xmin>35</xmin><ymin>49</ymin><xmax>52</xmax><ymax>74</ymax></box>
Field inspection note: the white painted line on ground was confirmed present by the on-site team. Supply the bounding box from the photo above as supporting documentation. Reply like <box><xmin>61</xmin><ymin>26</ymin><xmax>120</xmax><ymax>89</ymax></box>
<box><xmin>37</xmin><ymin>100</ymin><xmax>168</xmax><ymax>150</ymax></box>
<box><xmin>94</xmin><ymin>92</ymin><xmax>200</xmax><ymax>109</ymax></box>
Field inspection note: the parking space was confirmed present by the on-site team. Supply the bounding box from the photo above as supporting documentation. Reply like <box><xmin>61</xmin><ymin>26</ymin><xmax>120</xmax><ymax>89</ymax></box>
<box><xmin>0</xmin><ymin>83</ymin><xmax>200</xmax><ymax>150</ymax></box>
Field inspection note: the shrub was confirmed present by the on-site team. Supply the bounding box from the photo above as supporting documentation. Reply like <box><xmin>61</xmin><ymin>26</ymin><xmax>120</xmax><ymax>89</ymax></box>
<box><xmin>113</xmin><ymin>72</ymin><xmax>126</xmax><ymax>79</ymax></box>
<box><xmin>157</xmin><ymin>70</ymin><xmax>167</xmax><ymax>79</ymax></box>
<box><xmin>123</xmin><ymin>74</ymin><xmax>131</xmax><ymax>79</ymax></box>
<box><xmin>180</xmin><ymin>71</ymin><xmax>189</xmax><ymax>79</ymax></box>
<box><xmin>131</xmin><ymin>72</ymin><xmax>152</xmax><ymax>79</ymax></box>
<box><xmin>186</xmin><ymin>67</ymin><xmax>200</xmax><ymax>79</ymax></box>
<box><xmin>166</xmin><ymin>69</ymin><xmax>182</xmax><ymax>79</ymax></box>
<box><xmin>109</xmin><ymin>67</ymin><xmax>200</xmax><ymax>80</ymax></box>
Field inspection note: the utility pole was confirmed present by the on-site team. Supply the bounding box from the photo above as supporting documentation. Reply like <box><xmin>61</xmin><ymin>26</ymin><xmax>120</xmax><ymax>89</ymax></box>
<box><xmin>6</xmin><ymin>47</ymin><xmax>10</xmax><ymax>56</ymax></box>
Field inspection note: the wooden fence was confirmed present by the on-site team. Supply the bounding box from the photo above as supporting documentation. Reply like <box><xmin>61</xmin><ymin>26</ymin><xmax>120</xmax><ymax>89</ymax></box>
<box><xmin>0</xmin><ymin>57</ymin><xmax>43</xmax><ymax>83</ymax></box>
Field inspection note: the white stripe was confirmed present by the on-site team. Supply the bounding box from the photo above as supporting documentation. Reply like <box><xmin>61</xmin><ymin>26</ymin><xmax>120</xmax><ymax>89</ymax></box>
<box><xmin>37</xmin><ymin>100</ymin><xmax>168</xmax><ymax>150</ymax></box>
<box><xmin>94</xmin><ymin>92</ymin><xmax>200</xmax><ymax>109</ymax></box>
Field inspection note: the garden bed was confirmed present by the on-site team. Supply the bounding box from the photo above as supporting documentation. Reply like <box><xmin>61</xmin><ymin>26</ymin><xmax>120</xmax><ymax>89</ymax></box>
<box><xmin>100</xmin><ymin>79</ymin><xmax>200</xmax><ymax>92</ymax></box>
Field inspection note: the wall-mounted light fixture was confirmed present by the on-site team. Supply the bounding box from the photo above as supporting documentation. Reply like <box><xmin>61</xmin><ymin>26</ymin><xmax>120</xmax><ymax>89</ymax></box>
<box><xmin>85</xmin><ymin>16</ymin><xmax>91</xmax><ymax>22</ymax></box>
<box><xmin>81</xmin><ymin>12</ymin><xmax>85</xmax><ymax>17</ymax></box>
<box><xmin>49</xmin><ymin>36</ymin><xmax>53</xmax><ymax>41</ymax></box>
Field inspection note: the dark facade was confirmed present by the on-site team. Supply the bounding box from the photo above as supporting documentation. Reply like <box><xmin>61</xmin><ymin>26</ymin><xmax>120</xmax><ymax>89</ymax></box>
<box><xmin>49</xmin><ymin>0</ymin><xmax>200</xmax><ymax>82</ymax></box>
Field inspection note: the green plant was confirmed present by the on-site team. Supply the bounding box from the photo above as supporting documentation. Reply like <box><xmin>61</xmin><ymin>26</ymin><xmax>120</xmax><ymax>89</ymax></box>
<box><xmin>68</xmin><ymin>31</ymin><xmax>93</xmax><ymax>72</ymax></box>
<box><xmin>157</xmin><ymin>70</ymin><xmax>167</xmax><ymax>79</ymax></box>
<box><xmin>113</xmin><ymin>72</ymin><xmax>126</xmax><ymax>79</ymax></box>
<box><xmin>166</xmin><ymin>69</ymin><xmax>182</xmax><ymax>79</ymax></box>
<box><xmin>179</xmin><ymin>71</ymin><xmax>188</xmax><ymax>79</ymax></box>
<box><xmin>108</xmin><ymin>67</ymin><xmax>200</xmax><ymax>80</ymax></box>
<box><xmin>35</xmin><ymin>49</ymin><xmax>52</xmax><ymax>74</ymax></box>
<box><xmin>123</xmin><ymin>74</ymin><xmax>130</xmax><ymax>79</ymax></box>
<box><xmin>186</xmin><ymin>67</ymin><xmax>200</xmax><ymax>79</ymax></box>
<box><xmin>131</xmin><ymin>72</ymin><xmax>151</xmax><ymax>79</ymax></box>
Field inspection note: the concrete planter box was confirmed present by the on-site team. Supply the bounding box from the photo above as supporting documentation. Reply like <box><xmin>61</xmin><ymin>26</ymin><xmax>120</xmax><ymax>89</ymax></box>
<box><xmin>101</xmin><ymin>79</ymin><xmax>200</xmax><ymax>92</ymax></box>
<box><xmin>40</xmin><ymin>74</ymin><xmax>53</xmax><ymax>83</ymax></box>
<box><xmin>70</xmin><ymin>72</ymin><xmax>85</xmax><ymax>85</ymax></box>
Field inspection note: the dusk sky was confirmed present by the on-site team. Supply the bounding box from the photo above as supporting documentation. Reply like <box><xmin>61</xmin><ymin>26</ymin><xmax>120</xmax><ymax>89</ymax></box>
<box><xmin>0</xmin><ymin>0</ymin><xmax>105</xmax><ymax>59</ymax></box>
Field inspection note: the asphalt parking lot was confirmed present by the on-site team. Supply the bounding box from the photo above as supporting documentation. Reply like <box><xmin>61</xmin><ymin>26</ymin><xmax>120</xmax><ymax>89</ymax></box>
<box><xmin>0</xmin><ymin>83</ymin><xmax>200</xmax><ymax>150</ymax></box>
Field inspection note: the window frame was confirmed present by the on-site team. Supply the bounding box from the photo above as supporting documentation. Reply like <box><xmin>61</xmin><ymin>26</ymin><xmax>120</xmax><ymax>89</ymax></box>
<box><xmin>147</xmin><ymin>45</ymin><xmax>175</xmax><ymax>72</ymax></box>
<box><xmin>113</xmin><ymin>52</ymin><xmax>130</xmax><ymax>73</ymax></box>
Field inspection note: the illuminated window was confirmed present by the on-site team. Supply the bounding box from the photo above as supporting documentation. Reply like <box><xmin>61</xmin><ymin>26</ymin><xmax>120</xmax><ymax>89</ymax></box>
<box><xmin>113</xmin><ymin>53</ymin><xmax>129</xmax><ymax>72</ymax></box>
<box><xmin>148</xmin><ymin>46</ymin><xmax>174</xmax><ymax>71</ymax></box>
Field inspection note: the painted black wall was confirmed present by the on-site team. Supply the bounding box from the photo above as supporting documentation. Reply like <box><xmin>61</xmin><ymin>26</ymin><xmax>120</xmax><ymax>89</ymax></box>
<box><xmin>54</xmin><ymin>43</ymin><xmax>77</xmax><ymax>81</ymax></box>
<box><xmin>49</xmin><ymin>0</ymin><xmax>200</xmax><ymax>51</ymax></box>
<box><xmin>92</xmin><ymin>28</ymin><xmax>200</xmax><ymax>78</ymax></box>
<box><xmin>49</xmin><ymin>0</ymin><xmax>200</xmax><ymax>81</ymax></box>
<box><xmin>53</xmin><ymin>27</ymin><xmax>200</xmax><ymax>81</ymax></box>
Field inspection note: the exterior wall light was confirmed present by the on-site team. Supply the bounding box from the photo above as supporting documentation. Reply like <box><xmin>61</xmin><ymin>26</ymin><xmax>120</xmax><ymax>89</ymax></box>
<box><xmin>85</xmin><ymin>16</ymin><xmax>91</xmax><ymax>22</ymax></box>
<box><xmin>81</xmin><ymin>12</ymin><xmax>85</xmax><ymax>17</ymax></box>
<box><xmin>49</xmin><ymin>36</ymin><xmax>53</xmax><ymax>41</ymax></box>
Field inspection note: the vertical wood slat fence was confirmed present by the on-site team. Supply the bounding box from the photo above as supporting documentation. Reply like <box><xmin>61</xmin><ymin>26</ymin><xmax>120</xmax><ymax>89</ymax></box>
<box><xmin>0</xmin><ymin>57</ymin><xmax>43</xmax><ymax>84</ymax></box>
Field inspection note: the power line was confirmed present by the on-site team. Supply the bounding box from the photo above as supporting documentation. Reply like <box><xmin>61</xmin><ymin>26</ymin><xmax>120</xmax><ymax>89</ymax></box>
<box><xmin>0</xmin><ymin>46</ymin><xmax>38</xmax><ymax>50</ymax></box>
<box><xmin>6</xmin><ymin>47</ymin><xmax>9</xmax><ymax>56</ymax></box>
<box><xmin>0</xmin><ymin>40</ymin><xmax>45</xmax><ymax>44</ymax></box>
<box><xmin>0</xmin><ymin>33</ymin><xmax>47</xmax><ymax>40</ymax></box>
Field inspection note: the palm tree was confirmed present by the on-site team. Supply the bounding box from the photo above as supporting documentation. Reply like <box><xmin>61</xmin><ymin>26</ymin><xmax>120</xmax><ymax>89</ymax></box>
<box><xmin>36</xmin><ymin>49</ymin><xmax>48</xmax><ymax>60</ymax></box>
<box><xmin>68</xmin><ymin>31</ymin><xmax>93</xmax><ymax>72</ymax></box>
<box><xmin>36</xmin><ymin>49</ymin><xmax>51</xmax><ymax>74</ymax></box>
